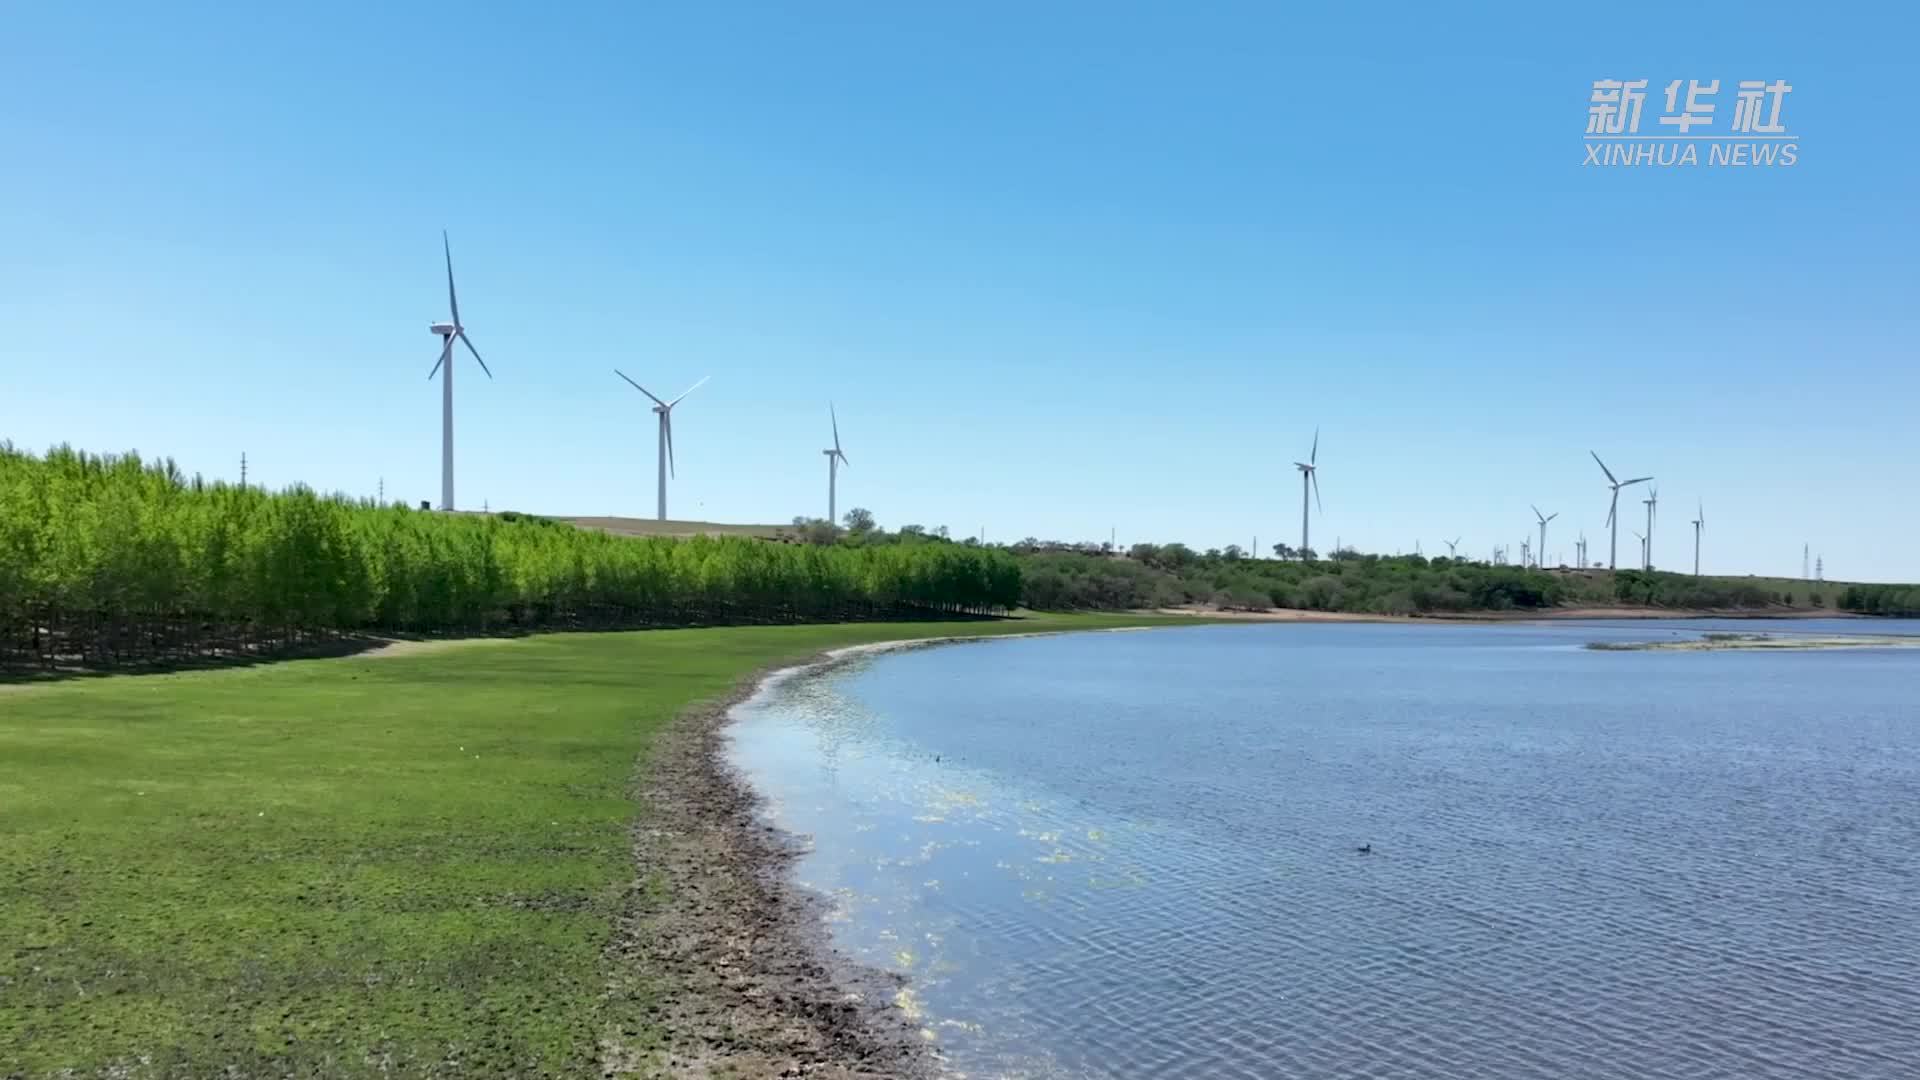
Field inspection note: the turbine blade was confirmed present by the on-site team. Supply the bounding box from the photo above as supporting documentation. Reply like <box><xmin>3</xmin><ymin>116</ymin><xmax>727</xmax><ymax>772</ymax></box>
<box><xmin>1310</xmin><ymin>427</ymin><xmax>1319</xmax><ymax>465</ymax></box>
<box><xmin>669</xmin><ymin>375</ymin><xmax>710</xmax><ymax>408</ymax></box>
<box><xmin>664</xmin><ymin>412</ymin><xmax>676</xmax><ymax>478</ymax></box>
<box><xmin>1622</xmin><ymin>476</ymin><xmax>1653</xmax><ymax>487</ymax></box>
<box><xmin>1312</xmin><ymin>469</ymin><xmax>1322</xmax><ymax>513</ymax></box>
<box><xmin>615</xmin><ymin>370</ymin><xmax>669</xmax><ymax>408</ymax></box>
<box><xmin>1531</xmin><ymin>504</ymin><xmax>1543</xmax><ymax>521</ymax></box>
<box><xmin>831</xmin><ymin>402</ymin><xmax>842</xmax><ymax>454</ymax></box>
<box><xmin>427</xmin><ymin>336</ymin><xmax>452</xmax><ymax>380</ymax></box>
<box><xmin>1547</xmin><ymin>513</ymin><xmax>1558</xmax><ymax>523</ymax></box>
<box><xmin>459</xmin><ymin>332</ymin><xmax>492</xmax><ymax>379</ymax></box>
<box><xmin>1591</xmin><ymin>450</ymin><xmax>1617</xmax><ymax>485</ymax></box>
<box><xmin>443</xmin><ymin>231</ymin><xmax>460</xmax><ymax>327</ymax></box>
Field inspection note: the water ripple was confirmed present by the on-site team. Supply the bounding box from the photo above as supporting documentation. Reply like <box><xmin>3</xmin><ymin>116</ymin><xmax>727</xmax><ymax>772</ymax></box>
<box><xmin>730</xmin><ymin>623</ymin><xmax>1920</xmax><ymax>1079</ymax></box>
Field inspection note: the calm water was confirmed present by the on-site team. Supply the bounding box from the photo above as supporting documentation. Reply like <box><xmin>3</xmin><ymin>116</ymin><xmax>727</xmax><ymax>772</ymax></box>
<box><xmin>730</xmin><ymin>621</ymin><xmax>1920</xmax><ymax>1079</ymax></box>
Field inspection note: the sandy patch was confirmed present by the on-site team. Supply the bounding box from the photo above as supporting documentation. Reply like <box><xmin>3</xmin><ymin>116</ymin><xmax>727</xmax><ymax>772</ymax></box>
<box><xmin>357</xmin><ymin>636</ymin><xmax>523</xmax><ymax>660</ymax></box>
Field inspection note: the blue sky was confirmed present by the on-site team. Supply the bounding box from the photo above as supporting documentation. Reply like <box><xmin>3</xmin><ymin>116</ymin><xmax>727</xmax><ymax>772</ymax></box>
<box><xmin>3</xmin><ymin>3</ymin><xmax>1915</xmax><ymax>580</ymax></box>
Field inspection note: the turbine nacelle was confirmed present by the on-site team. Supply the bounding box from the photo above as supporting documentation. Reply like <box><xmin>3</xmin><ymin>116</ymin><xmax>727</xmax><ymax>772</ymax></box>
<box><xmin>429</xmin><ymin>321</ymin><xmax>458</xmax><ymax>336</ymax></box>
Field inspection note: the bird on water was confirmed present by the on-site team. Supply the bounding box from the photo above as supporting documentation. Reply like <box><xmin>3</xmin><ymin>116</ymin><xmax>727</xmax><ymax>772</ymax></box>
<box><xmin>1356</xmin><ymin>843</ymin><xmax>1372</xmax><ymax>855</ymax></box>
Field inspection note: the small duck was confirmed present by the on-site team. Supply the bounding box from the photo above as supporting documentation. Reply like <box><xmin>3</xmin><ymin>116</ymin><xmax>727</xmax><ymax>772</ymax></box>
<box><xmin>1356</xmin><ymin>843</ymin><xmax>1373</xmax><ymax>855</ymax></box>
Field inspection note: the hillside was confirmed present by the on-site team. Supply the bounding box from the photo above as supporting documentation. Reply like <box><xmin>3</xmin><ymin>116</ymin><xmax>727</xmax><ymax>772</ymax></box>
<box><xmin>554</xmin><ymin>515</ymin><xmax>798</xmax><ymax>541</ymax></box>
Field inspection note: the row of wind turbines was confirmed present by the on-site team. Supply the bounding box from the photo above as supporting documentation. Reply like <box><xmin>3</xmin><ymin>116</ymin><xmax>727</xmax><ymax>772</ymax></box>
<box><xmin>428</xmin><ymin>233</ymin><xmax>1714</xmax><ymax>568</ymax></box>
<box><xmin>423</xmin><ymin>233</ymin><xmax>850</xmax><ymax>522</ymax></box>
<box><xmin>1284</xmin><ymin>434</ymin><xmax>1707</xmax><ymax>574</ymax></box>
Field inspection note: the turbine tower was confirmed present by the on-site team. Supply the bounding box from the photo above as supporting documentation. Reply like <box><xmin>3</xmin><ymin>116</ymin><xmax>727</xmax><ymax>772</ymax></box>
<box><xmin>1294</xmin><ymin>428</ymin><xmax>1321</xmax><ymax>561</ymax></box>
<box><xmin>426</xmin><ymin>231</ymin><xmax>492</xmax><ymax>511</ymax></box>
<box><xmin>614</xmin><ymin>371</ymin><xmax>709</xmax><ymax>521</ymax></box>
<box><xmin>1532</xmin><ymin>505</ymin><xmax>1559</xmax><ymax>569</ymax></box>
<box><xmin>822</xmin><ymin>403</ymin><xmax>850</xmax><ymax>524</ymax></box>
<box><xmin>1691</xmin><ymin>500</ymin><xmax>1705</xmax><ymax>576</ymax></box>
<box><xmin>1642</xmin><ymin>485</ymin><xmax>1659</xmax><ymax>571</ymax></box>
<box><xmin>1591</xmin><ymin>451</ymin><xmax>1652</xmax><ymax>571</ymax></box>
<box><xmin>1632</xmin><ymin>529</ymin><xmax>1646</xmax><ymax>570</ymax></box>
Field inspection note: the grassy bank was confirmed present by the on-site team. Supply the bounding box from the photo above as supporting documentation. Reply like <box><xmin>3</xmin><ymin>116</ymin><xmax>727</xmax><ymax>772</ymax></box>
<box><xmin>0</xmin><ymin>612</ymin><xmax>1189</xmax><ymax>1077</ymax></box>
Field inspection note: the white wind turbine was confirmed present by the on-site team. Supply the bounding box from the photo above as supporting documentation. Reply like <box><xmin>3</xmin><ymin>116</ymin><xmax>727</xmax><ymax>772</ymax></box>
<box><xmin>1294</xmin><ymin>428</ymin><xmax>1322</xmax><ymax>560</ymax></box>
<box><xmin>614</xmin><ymin>371</ymin><xmax>709</xmax><ymax>521</ymax></box>
<box><xmin>1445</xmin><ymin>537</ymin><xmax>1461</xmax><ymax>558</ymax></box>
<box><xmin>1642</xmin><ymin>485</ymin><xmax>1659</xmax><ymax>571</ymax></box>
<box><xmin>1592</xmin><ymin>451</ymin><xmax>1653</xmax><ymax>571</ymax></box>
<box><xmin>823</xmin><ymin>403</ymin><xmax>850</xmax><ymax>524</ymax></box>
<box><xmin>1692</xmin><ymin>500</ymin><xmax>1705</xmax><ymax>576</ymax></box>
<box><xmin>1532</xmin><ymin>505</ymin><xmax>1558</xmax><ymax>569</ymax></box>
<box><xmin>1632</xmin><ymin>529</ymin><xmax>1646</xmax><ymax>570</ymax></box>
<box><xmin>426</xmin><ymin>232</ymin><xmax>492</xmax><ymax>511</ymax></box>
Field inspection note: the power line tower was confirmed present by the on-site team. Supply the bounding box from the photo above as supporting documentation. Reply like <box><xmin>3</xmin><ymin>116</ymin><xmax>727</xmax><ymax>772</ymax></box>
<box><xmin>1816</xmin><ymin>556</ymin><xmax>1824</xmax><ymax>582</ymax></box>
<box><xmin>239</xmin><ymin>452</ymin><xmax>247</xmax><ymax>490</ymax></box>
<box><xmin>1803</xmin><ymin>543</ymin><xmax>1810</xmax><ymax>580</ymax></box>
<box><xmin>377</xmin><ymin>477</ymin><xmax>384</xmax><ymax>503</ymax></box>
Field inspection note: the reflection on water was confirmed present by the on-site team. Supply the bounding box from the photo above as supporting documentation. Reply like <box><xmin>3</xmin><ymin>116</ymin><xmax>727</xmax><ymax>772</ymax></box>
<box><xmin>729</xmin><ymin>621</ymin><xmax>1920</xmax><ymax>1079</ymax></box>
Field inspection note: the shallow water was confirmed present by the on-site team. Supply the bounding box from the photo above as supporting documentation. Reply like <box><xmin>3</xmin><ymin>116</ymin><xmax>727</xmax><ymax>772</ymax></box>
<box><xmin>730</xmin><ymin>621</ymin><xmax>1920</xmax><ymax>1079</ymax></box>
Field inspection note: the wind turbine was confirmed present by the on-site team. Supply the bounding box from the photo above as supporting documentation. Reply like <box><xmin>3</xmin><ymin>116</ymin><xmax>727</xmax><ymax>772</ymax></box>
<box><xmin>426</xmin><ymin>232</ymin><xmax>492</xmax><ymax>511</ymax></box>
<box><xmin>1642</xmin><ymin>486</ymin><xmax>1659</xmax><ymax>571</ymax></box>
<box><xmin>614</xmin><ymin>371</ymin><xmax>709</xmax><ymax>521</ymax></box>
<box><xmin>1532</xmin><ymin>505</ymin><xmax>1558</xmax><ymax>570</ymax></box>
<box><xmin>1632</xmin><ymin>529</ymin><xmax>1646</xmax><ymax>570</ymax></box>
<box><xmin>1692</xmin><ymin>500</ymin><xmax>1705</xmax><ymax>576</ymax></box>
<box><xmin>1592</xmin><ymin>451</ymin><xmax>1653</xmax><ymax>571</ymax></box>
<box><xmin>822</xmin><ymin>403</ymin><xmax>850</xmax><ymax>524</ymax></box>
<box><xmin>1294</xmin><ymin>428</ymin><xmax>1321</xmax><ymax>560</ymax></box>
<box><xmin>1445</xmin><ymin>537</ymin><xmax>1461</xmax><ymax>558</ymax></box>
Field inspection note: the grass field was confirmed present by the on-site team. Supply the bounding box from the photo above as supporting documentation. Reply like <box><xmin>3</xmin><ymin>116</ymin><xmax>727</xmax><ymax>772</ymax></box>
<box><xmin>0</xmin><ymin>613</ymin><xmax>1185</xmax><ymax>1077</ymax></box>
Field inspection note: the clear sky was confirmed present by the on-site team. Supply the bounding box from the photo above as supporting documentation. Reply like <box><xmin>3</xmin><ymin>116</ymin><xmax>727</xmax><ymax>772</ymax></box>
<box><xmin>3</xmin><ymin>2</ymin><xmax>1914</xmax><ymax>580</ymax></box>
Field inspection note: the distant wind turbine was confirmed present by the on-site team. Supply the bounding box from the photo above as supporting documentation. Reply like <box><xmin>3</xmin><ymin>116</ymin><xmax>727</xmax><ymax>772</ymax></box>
<box><xmin>1592</xmin><ymin>451</ymin><xmax>1653</xmax><ymax>571</ymax></box>
<box><xmin>822</xmin><ymin>403</ymin><xmax>850</xmax><ymax>524</ymax></box>
<box><xmin>1532</xmin><ymin>505</ymin><xmax>1559</xmax><ymax>569</ymax></box>
<box><xmin>1294</xmin><ymin>428</ymin><xmax>1322</xmax><ymax>560</ymax></box>
<box><xmin>1632</xmin><ymin>529</ymin><xmax>1646</xmax><ymax>570</ymax></box>
<box><xmin>426</xmin><ymin>232</ymin><xmax>493</xmax><ymax>511</ymax></box>
<box><xmin>615</xmin><ymin>371</ymin><xmax>709</xmax><ymax>521</ymax></box>
<box><xmin>1445</xmin><ymin>537</ymin><xmax>1461</xmax><ymax>558</ymax></box>
<box><xmin>1692</xmin><ymin>500</ymin><xmax>1705</xmax><ymax>576</ymax></box>
<box><xmin>1642</xmin><ymin>485</ymin><xmax>1659</xmax><ymax>571</ymax></box>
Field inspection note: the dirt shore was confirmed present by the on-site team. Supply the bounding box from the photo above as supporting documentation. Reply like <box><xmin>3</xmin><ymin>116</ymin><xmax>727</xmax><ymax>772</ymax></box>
<box><xmin>608</xmin><ymin>632</ymin><xmax>1136</xmax><ymax>1078</ymax></box>
<box><xmin>607</xmin><ymin>648</ymin><xmax>936</xmax><ymax>1078</ymax></box>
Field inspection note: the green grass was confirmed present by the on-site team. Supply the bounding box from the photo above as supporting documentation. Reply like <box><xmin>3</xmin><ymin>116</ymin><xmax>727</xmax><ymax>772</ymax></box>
<box><xmin>0</xmin><ymin>613</ymin><xmax>1191</xmax><ymax>1078</ymax></box>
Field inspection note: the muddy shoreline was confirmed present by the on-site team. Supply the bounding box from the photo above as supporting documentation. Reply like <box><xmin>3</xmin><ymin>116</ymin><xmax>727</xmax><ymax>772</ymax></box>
<box><xmin>605</xmin><ymin>630</ymin><xmax>1139</xmax><ymax>1077</ymax></box>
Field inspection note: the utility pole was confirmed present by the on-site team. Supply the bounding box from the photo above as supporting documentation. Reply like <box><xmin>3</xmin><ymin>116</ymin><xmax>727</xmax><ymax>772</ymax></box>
<box><xmin>1816</xmin><ymin>556</ymin><xmax>1824</xmax><ymax>583</ymax></box>
<box><xmin>239</xmin><ymin>452</ymin><xmax>247</xmax><ymax>490</ymax></box>
<box><xmin>378</xmin><ymin>477</ymin><xmax>384</xmax><ymax>503</ymax></box>
<box><xmin>1803</xmin><ymin>543</ymin><xmax>1810</xmax><ymax>580</ymax></box>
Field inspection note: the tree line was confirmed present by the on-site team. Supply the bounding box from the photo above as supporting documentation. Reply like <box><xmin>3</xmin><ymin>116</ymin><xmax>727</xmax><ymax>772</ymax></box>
<box><xmin>1838</xmin><ymin>584</ymin><xmax>1920</xmax><ymax>617</ymax></box>
<box><xmin>1020</xmin><ymin>547</ymin><xmax>1572</xmax><ymax>614</ymax></box>
<box><xmin>0</xmin><ymin>446</ymin><xmax>1022</xmax><ymax>669</ymax></box>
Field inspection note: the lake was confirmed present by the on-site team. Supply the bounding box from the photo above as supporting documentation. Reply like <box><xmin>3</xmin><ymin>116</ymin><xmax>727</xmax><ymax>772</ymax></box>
<box><xmin>729</xmin><ymin>621</ymin><xmax>1920</xmax><ymax>1079</ymax></box>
